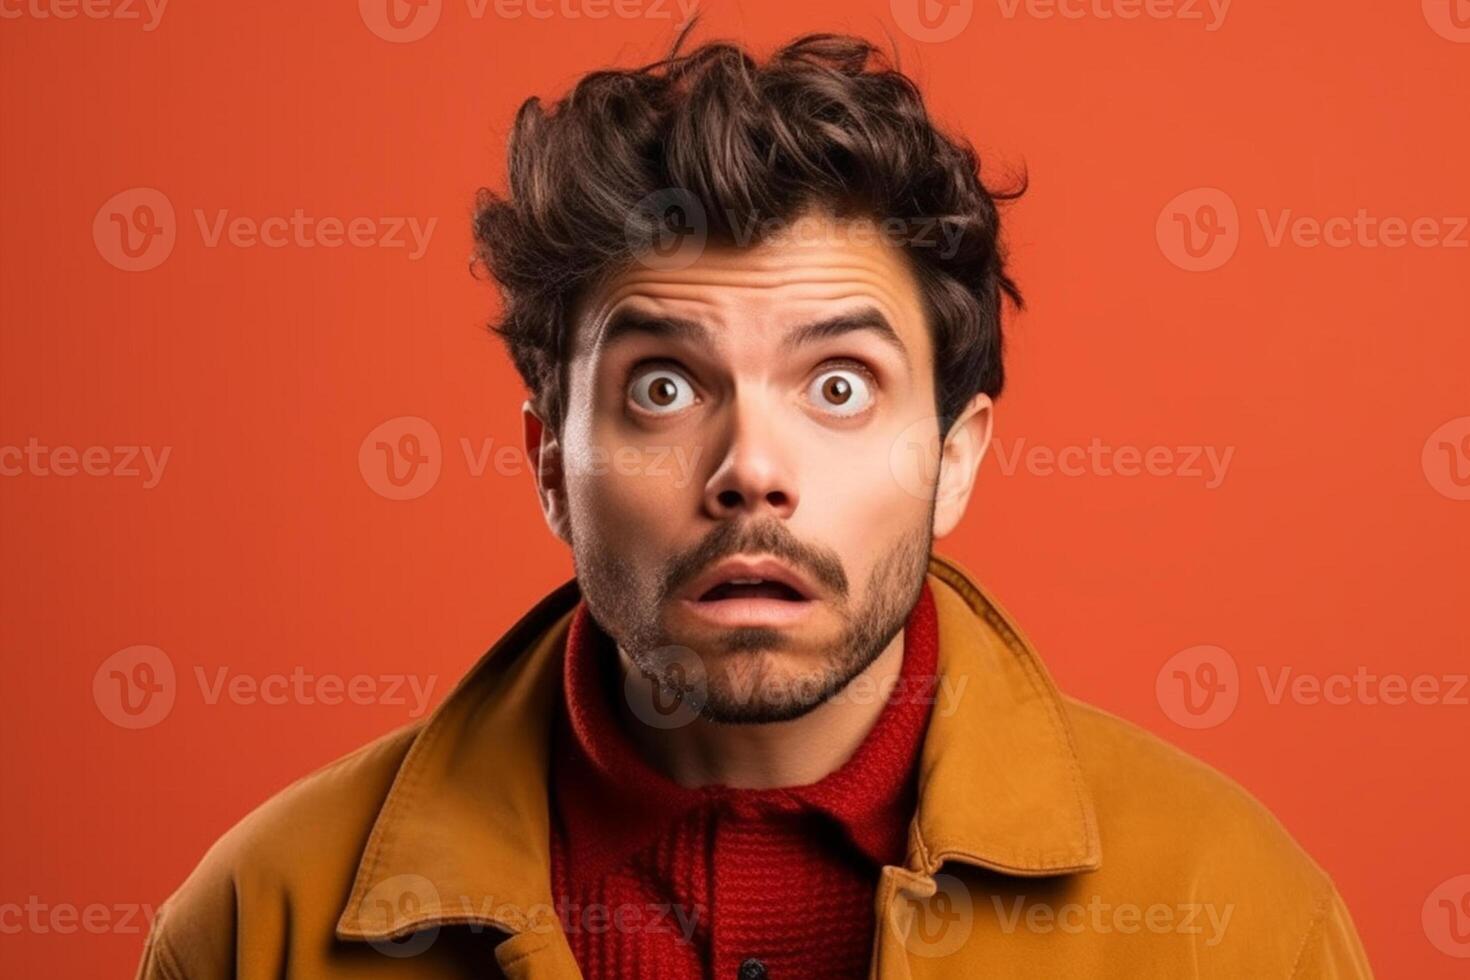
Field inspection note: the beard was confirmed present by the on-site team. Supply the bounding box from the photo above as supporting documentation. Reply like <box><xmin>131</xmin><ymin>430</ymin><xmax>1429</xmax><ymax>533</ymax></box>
<box><xmin>570</xmin><ymin>502</ymin><xmax>934</xmax><ymax>725</ymax></box>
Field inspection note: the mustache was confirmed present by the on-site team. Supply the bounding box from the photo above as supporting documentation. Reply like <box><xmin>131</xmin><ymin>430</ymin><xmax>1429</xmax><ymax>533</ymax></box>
<box><xmin>663</xmin><ymin>519</ymin><xmax>849</xmax><ymax>600</ymax></box>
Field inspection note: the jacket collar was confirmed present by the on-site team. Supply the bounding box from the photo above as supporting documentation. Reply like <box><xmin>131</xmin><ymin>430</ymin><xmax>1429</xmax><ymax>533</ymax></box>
<box><xmin>335</xmin><ymin>553</ymin><xmax>1100</xmax><ymax>946</ymax></box>
<box><xmin>912</xmin><ymin>554</ymin><xmax>1101</xmax><ymax>877</ymax></box>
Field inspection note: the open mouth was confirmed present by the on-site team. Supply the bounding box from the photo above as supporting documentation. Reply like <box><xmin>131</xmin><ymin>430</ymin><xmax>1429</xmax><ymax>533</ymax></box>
<box><xmin>680</xmin><ymin>559</ymin><xmax>819</xmax><ymax>628</ymax></box>
<box><xmin>698</xmin><ymin>578</ymin><xmax>808</xmax><ymax>602</ymax></box>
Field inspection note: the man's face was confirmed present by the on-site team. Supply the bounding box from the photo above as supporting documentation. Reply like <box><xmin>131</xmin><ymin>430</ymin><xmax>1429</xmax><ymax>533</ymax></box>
<box><xmin>542</xmin><ymin>211</ymin><xmax>965</xmax><ymax>724</ymax></box>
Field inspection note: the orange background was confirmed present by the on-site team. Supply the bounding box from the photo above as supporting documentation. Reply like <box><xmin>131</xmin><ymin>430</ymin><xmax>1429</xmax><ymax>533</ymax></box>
<box><xmin>2</xmin><ymin>1</ymin><xmax>1467</xmax><ymax>976</ymax></box>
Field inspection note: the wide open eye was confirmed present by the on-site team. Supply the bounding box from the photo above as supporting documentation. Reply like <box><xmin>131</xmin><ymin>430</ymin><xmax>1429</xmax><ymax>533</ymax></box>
<box><xmin>806</xmin><ymin>366</ymin><xmax>874</xmax><ymax>417</ymax></box>
<box><xmin>628</xmin><ymin>366</ymin><xmax>697</xmax><ymax>415</ymax></box>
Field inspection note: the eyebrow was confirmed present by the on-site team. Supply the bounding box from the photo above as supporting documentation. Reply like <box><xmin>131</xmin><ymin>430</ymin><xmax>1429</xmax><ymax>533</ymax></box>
<box><xmin>599</xmin><ymin>306</ymin><xmax>911</xmax><ymax>367</ymax></box>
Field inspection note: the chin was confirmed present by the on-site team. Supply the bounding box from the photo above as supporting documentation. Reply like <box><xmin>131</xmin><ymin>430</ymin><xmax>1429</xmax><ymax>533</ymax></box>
<box><xmin>697</xmin><ymin>649</ymin><xmax>848</xmax><ymax>721</ymax></box>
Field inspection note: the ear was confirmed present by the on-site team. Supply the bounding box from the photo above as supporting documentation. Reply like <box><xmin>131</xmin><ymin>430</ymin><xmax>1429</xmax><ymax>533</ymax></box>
<box><xmin>932</xmin><ymin>392</ymin><xmax>994</xmax><ymax>539</ymax></box>
<box><xmin>522</xmin><ymin>400</ymin><xmax>572</xmax><ymax>545</ymax></box>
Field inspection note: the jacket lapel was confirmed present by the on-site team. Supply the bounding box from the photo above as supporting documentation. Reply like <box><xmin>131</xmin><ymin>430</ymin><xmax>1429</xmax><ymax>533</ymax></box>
<box><xmin>334</xmin><ymin>580</ymin><xmax>580</xmax><ymax>949</ymax></box>
<box><xmin>909</xmin><ymin>555</ymin><xmax>1101</xmax><ymax>877</ymax></box>
<box><xmin>333</xmin><ymin>555</ymin><xmax>1101</xmax><ymax>979</ymax></box>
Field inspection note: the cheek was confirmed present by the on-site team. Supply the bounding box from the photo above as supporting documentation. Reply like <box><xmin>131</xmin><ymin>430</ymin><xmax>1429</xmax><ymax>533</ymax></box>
<box><xmin>564</xmin><ymin>423</ymin><xmax>701</xmax><ymax>547</ymax></box>
<box><xmin>796</xmin><ymin>425</ymin><xmax>931</xmax><ymax>574</ymax></box>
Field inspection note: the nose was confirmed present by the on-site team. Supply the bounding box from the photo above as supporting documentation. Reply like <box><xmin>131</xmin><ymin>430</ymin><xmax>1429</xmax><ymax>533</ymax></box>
<box><xmin>701</xmin><ymin>397</ymin><xmax>800</xmax><ymax>521</ymax></box>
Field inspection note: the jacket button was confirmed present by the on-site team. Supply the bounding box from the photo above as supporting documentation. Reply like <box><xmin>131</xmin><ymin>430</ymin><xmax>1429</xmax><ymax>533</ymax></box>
<box><xmin>737</xmin><ymin>957</ymin><xmax>768</xmax><ymax>980</ymax></box>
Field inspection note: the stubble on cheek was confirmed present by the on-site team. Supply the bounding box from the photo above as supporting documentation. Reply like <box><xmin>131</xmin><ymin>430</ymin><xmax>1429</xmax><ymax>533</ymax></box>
<box><xmin>565</xmin><ymin>475</ymin><xmax>672</xmax><ymax>655</ymax></box>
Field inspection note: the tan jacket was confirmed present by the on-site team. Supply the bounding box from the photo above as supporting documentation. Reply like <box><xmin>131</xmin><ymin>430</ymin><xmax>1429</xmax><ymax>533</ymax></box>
<box><xmin>136</xmin><ymin>554</ymin><xmax>1373</xmax><ymax>978</ymax></box>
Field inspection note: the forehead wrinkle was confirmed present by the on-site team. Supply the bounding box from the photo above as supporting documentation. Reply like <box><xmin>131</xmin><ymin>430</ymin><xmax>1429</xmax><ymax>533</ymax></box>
<box><xmin>582</xmin><ymin>300</ymin><xmax>924</xmax><ymax>377</ymax></box>
<box><xmin>595</xmin><ymin>268</ymin><xmax>916</xmax><ymax>316</ymax></box>
<box><xmin>580</xmin><ymin>285</ymin><xmax>737</xmax><ymax>359</ymax></box>
<box><xmin>608</xmin><ymin>259</ymin><xmax>907</xmax><ymax>293</ymax></box>
<box><xmin>575</xmin><ymin>243</ymin><xmax>927</xmax><ymax>361</ymax></box>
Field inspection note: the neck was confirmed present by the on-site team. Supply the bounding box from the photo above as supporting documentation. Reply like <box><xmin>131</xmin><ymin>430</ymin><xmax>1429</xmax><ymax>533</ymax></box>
<box><xmin>613</xmin><ymin>630</ymin><xmax>907</xmax><ymax>790</ymax></box>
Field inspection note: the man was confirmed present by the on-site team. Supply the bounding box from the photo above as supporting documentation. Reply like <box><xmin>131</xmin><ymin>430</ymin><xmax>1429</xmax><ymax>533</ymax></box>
<box><xmin>136</xmin><ymin>31</ymin><xmax>1373</xmax><ymax>979</ymax></box>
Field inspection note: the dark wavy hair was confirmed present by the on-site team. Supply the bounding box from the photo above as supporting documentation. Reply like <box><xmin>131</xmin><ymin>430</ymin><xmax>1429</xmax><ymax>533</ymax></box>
<box><xmin>473</xmin><ymin>25</ymin><xmax>1023</xmax><ymax>436</ymax></box>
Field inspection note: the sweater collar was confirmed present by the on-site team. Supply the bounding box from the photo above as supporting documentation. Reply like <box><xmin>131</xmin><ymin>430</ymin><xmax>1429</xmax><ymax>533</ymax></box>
<box><xmin>552</xmin><ymin>579</ymin><xmax>940</xmax><ymax>880</ymax></box>
<box><xmin>335</xmin><ymin>554</ymin><xmax>1100</xmax><ymax>949</ymax></box>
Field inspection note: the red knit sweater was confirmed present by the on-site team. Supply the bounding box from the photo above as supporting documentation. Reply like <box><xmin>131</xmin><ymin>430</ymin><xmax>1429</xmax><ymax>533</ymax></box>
<box><xmin>548</xmin><ymin>581</ymin><xmax>938</xmax><ymax>980</ymax></box>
